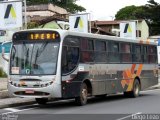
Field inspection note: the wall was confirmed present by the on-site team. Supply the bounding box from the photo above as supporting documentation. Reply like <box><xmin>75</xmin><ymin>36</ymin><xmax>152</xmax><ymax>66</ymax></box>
<box><xmin>137</xmin><ymin>20</ymin><xmax>149</xmax><ymax>40</ymax></box>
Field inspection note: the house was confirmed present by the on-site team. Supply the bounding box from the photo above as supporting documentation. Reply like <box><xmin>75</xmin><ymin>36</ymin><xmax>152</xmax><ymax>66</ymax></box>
<box><xmin>91</xmin><ymin>19</ymin><xmax>149</xmax><ymax>40</ymax></box>
<box><xmin>26</xmin><ymin>3</ymin><xmax>68</xmax><ymax>22</ymax></box>
<box><xmin>24</xmin><ymin>3</ymin><xmax>69</xmax><ymax>30</ymax></box>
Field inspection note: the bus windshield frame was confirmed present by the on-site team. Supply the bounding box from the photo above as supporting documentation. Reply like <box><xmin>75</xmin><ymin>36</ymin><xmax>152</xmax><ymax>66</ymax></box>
<box><xmin>10</xmin><ymin>41</ymin><xmax>60</xmax><ymax>75</ymax></box>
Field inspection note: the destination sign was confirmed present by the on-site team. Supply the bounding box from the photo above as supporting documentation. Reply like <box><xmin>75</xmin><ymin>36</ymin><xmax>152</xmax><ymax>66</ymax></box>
<box><xmin>30</xmin><ymin>33</ymin><xmax>58</xmax><ymax>40</ymax></box>
<box><xmin>13</xmin><ymin>30</ymin><xmax>60</xmax><ymax>42</ymax></box>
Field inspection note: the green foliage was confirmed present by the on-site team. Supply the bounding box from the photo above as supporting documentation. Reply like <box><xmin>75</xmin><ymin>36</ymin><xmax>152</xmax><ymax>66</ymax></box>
<box><xmin>27</xmin><ymin>0</ymin><xmax>86</xmax><ymax>13</ymax></box>
<box><xmin>0</xmin><ymin>68</ymin><xmax>7</xmax><ymax>78</ymax></box>
<box><xmin>115</xmin><ymin>0</ymin><xmax>160</xmax><ymax>35</ymax></box>
<box><xmin>27</xmin><ymin>22</ymin><xmax>39</xmax><ymax>29</ymax></box>
<box><xmin>115</xmin><ymin>5</ymin><xmax>137</xmax><ymax>20</ymax></box>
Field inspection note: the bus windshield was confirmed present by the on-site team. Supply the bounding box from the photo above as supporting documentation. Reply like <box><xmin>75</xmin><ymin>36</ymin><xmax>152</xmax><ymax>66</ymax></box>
<box><xmin>10</xmin><ymin>42</ymin><xmax>59</xmax><ymax>75</ymax></box>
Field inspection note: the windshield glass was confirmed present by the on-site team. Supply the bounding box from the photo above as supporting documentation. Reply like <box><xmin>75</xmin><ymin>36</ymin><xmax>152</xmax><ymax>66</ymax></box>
<box><xmin>10</xmin><ymin>42</ymin><xmax>59</xmax><ymax>75</ymax></box>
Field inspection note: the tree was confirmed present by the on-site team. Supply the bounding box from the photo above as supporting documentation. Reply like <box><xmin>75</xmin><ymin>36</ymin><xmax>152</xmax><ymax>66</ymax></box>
<box><xmin>115</xmin><ymin>0</ymin><xmax>160</xmax><ymax>35</ymax></box>
<box><xmin>115</xmin><ymin>5</ymin><xmax>137</xmax><ymax>20</ymax></box>
<box><xmin>27</xmin><ymin>0</ymin><xmax>86</xmax><ymax>13</ymax></box>
<box><xmin>145</xmin><ymin>0</ymin><xmax>160</xmax><ymax>35</ymax></box>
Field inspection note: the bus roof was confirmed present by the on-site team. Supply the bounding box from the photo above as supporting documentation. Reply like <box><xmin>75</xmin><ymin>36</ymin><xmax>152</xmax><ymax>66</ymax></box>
<box><xmin>14</xmin><ymin>29</ymin><xmax>157</xmax><ymax>46</ymax></box>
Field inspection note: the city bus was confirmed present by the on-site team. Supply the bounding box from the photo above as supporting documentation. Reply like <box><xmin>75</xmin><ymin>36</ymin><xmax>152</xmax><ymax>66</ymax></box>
<box><xmin>7</xmin><ymin>29</ymin><xmax>158</xmax><ymax>105</ymax></box>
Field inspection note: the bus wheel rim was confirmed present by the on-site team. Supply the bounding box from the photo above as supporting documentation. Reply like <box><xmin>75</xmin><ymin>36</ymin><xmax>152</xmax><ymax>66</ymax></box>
<box><xmin>135</xmin><ymin>84</ymin><xmax>139</xmax><ymax>95</ymax></box>
<box><xmin>82</xmin><ymin>88</ymin><xmax>87</xmax><ymax>101</ymax></box>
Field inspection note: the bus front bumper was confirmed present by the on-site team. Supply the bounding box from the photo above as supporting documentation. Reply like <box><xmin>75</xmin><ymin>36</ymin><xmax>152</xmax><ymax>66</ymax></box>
<box><xmin>8</xmin><ymin>82</ymin><xmax>62</xmax><ymax>99</ymax></box>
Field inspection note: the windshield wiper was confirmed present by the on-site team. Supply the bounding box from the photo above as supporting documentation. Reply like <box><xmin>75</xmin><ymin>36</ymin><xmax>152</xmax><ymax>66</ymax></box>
<box><xmin>36</xmin><ymin>42</ymin><xmax>48</xmax><ymax>57</ymax></box>
<box><xmin>11</xmin><ymin>45</ymin><xmax>16</xmax><ymax>60</ymax></box>
<box><xmin>34</xmin><ymin>42</ymin><xmax>48</xmax><ymax>68</ymax></box>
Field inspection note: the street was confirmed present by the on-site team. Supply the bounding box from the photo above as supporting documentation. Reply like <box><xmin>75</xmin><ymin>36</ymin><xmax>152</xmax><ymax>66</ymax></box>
<box><xmin>0</xmin><ymin>89</ymin><xmax>160</xmax><ymax>120</ymax></box>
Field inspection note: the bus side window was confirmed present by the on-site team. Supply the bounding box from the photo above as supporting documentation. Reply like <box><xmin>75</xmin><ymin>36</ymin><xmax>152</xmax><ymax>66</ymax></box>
<box><xmin>108</xmin><ymin>42</ymin><xmax>120</xmax><ymax>63</ymax></box>
<box><xmin>120</xmin><ymin>43</ymin><xmax>132</xmax><ymax>63</ymax></box>
<box><xmin>148</xmin><ymin>46</ymin><xmax>157</xmax><ymax>63</ymax></box>
<box><xmin>80</xmin><ymin>38</ymin><xmax>94</xmax><ymax>63</ymax></box>
<box><xmin>132</xmin><ymin>45</ymin><xmax>142</xmax><ymax>63</ymax></box>
<box><xmin>143</xmin><ymin>46</ymin><xmax>148</xmax><ymax>63</ymax></box>
<box><xmin>62</xmin><ymin>46</ymin><xmax>79</xmax><ymax>74</ymax></box>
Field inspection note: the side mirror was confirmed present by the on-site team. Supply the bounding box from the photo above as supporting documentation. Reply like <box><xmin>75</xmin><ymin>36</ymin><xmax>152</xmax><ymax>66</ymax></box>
<box><xmin>2</xmin><ymin>47</ymin><xmax>9</xmax><ymax>62</ymax></box>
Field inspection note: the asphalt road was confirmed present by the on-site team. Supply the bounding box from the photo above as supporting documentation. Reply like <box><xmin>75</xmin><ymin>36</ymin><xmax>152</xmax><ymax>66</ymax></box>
<box><xmin>1</xmin><ymin>89</ymin><xmax>160</xmax><ymax>120</ymax></box>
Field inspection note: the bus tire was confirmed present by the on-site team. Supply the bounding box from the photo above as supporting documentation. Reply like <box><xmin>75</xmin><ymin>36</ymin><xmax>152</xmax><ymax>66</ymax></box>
<box><xmin>35</xmin><ymin>98</ymin><xmax>48</xmax><ymax>105</ymax></box>
<box><xmin>130</xmin><ymin>79</ymin><xmax>140</xmax><ymax>98</ymax></box>
<box><xmin>75</xmin><ymin>83</ymin><xmax>88</xmax><ymax>106</ymax></box>
<box><xmin>124</xmin><ymin>79</ymin><xmax>140</xmax><ymax>98</ymax></box>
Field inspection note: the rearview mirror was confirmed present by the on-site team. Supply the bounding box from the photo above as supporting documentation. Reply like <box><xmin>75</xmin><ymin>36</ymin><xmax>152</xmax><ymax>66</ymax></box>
<box><xmin>2</xmin><ymin>47</ymin><xmax>9</xmax><ymax>62</ymax></box>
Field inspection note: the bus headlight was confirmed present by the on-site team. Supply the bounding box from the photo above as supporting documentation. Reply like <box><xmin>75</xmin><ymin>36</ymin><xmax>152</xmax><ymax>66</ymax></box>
<box><xmin>40</xmin><ymin>81</ymin><xmax>54</xmax><ymax>87</ymax></box>
<box><xmin>8</xmin><ymin>77</ymin><xmax>13</xmax><ymax>85</ymax></box>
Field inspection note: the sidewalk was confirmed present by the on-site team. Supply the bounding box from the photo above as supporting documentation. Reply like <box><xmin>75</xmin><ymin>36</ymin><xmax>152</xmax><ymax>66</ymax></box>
<box><xmin>0</xmin><ymin>78</ymin><xmax>36</xmax><ymax>108</ymax></box>
<box><xmin>0</xmin><ymin>78</ymin><xmax>7</xmax><ymax>91</ymax></box>
<box><xmin>0</xmin><ymin>78</ymin><xmax>8</xmax><ymax>98</ymax></box>
<box><xmin>0</xmin><ymin>98</ymin><xmax>36</xmax><ymax>108</ymax></box>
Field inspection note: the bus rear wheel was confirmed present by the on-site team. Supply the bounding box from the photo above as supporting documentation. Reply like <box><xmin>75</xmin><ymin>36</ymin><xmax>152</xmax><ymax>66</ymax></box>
<box><xmin>131</xmin><ymin>79</ymin><xmax>140</xmax><ymax>97</ymax></box>
<box><xmin>124</xmin><ymin>79</ymin><xmax>140</xmax><ymax>98</ymax></box>
<box><xmin>35</xmin><ymin>98</ymin><xmax>48</xmax><ymax>105</ymax></box>
<box><xmin>75</xmin><ymin>83</ymin><xmax>88</xmax><ymax>106</ymax></box>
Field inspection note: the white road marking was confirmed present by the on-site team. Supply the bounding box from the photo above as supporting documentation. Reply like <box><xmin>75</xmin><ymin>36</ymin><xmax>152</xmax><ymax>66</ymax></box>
<box><xmin>4</xmin><ymin>108</ymin><xmax>21</xmax><ymax>112</ymax></box>
<box><xmin>116</xmin><ymin>112</ymin><xmax>142</xmax><ymax>120</ymax></box>
<box><xmin>2</xmin><ymin>107</ymin><xmax>38</xmax><ymax>115</ymax></box>
<box><xmin>142</xmin><ymin>88</ymin><xmax>160</xmax><ymax>92</ymax></box>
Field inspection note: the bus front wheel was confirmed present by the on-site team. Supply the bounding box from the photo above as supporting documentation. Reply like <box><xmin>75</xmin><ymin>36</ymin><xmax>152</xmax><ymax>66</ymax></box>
<box><xmin>35</xmin><ymin>98</ymin><xmax>48</xmax><ymax>105</ymax></box>
<box><xmin>75</xmin><ymin>83</ymin><xmax>88</xmax><ymax>106</ymax></box>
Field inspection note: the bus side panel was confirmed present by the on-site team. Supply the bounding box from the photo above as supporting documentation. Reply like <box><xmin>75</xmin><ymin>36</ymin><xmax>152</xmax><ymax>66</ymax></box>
<box><xmin>61</xmin><ymin>64</ymin><xmax>158</xmax><ymax>98</ymax></box>
<box><xmin>140</xmin><ymin>69</ymin><xmax>158</xmax><ymax>90</ymax></box>
<box><xmin>62</xmin><ymin>71</ymin><xmax>90</xmax><ymax>98</ymax></box>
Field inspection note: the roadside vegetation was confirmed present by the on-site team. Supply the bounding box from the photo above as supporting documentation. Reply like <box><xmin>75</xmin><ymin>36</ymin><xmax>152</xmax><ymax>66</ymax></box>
<box><xmin>0</xmin><ymin>68</ymin><xmax>7</xmax><ymax>78</ymax></box>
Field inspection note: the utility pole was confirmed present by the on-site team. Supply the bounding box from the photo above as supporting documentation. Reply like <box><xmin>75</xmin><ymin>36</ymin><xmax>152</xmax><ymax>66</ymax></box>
<box><xmin>23</xmin><ymin>0</ymin><xmax>27</xmax><ymax>29</ymax></box>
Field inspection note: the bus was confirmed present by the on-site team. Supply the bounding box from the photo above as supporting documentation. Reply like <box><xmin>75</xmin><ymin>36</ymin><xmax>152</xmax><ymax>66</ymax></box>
<box><xmin>7</xmin><ymin>29</ymin><xmax>158</xmax><ymax>105</ymax></box>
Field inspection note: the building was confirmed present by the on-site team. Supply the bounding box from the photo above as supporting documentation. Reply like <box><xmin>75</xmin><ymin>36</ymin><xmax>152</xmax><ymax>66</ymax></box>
<box><xmin>91</xmin><ymin>19</ymin><xmax>149</xmax><ymax>40</ymax></box>
<box><xmin>26</xmin><ymin>3</ymin><xmax>68</xmax><ymax>23</ymax></box>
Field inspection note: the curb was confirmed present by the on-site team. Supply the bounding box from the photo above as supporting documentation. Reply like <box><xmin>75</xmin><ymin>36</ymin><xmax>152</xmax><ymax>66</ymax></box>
<box><xmin>0</xmin><ymin>98</ymin><xmax>36</xmax><ymax>109</ymax></box>
<box><xmin>0</xmin><ymin>90</ymin><xmax>9</xmax><ymax>98</ymax></box>
<box><xmin>149</xmin><ymin>83</ymin><xmax>160</xmax><ymax>90</ymax></box>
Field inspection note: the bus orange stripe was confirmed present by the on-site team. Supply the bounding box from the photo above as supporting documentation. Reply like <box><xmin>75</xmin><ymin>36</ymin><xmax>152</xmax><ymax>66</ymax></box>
<box><xmin>136</xmin><ymin>64</ymin><xmax>143</xmax><ymax>76</ymax></box>
<box><xmin>131</xmin><ymin>64</ymin><xmax>136</xmax><ymax>74</ymax></box>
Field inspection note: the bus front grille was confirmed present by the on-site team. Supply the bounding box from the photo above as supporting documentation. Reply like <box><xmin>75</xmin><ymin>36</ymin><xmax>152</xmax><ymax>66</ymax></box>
<box><xmin>14</xmin><ymin>91</ymin><xmax>50</xmax><ymax>96</ymax></box>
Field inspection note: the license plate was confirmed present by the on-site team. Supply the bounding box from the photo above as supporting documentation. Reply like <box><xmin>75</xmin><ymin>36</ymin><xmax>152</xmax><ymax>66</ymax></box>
<box><xmin>25</xmin><ymin>90</ymin><xmax>34</xmax><ymax>94</ymax></box>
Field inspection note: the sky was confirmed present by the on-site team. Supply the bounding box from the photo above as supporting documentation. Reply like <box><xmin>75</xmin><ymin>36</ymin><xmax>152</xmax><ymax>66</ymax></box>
<box><xmin>76</xmin><ymin>0</ymin><xmax>159</xmax><ymax>20</ymax></box>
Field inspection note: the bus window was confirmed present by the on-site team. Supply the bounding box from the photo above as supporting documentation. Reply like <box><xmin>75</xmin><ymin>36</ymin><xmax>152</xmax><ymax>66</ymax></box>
<box><xmin>148</xmin><ymin>46</ymin><xmax>157</xmax><ymax>63</ymax></box>
<box><xmin>88</xmin><ymin>40</ymin><xmax>94</xmax><ymax>50</ymax></box>
<box><xmin>62</xmin><ymin>46</ymin><xmax>79</xmax><ymax>74</ymax></box>
<box><xmin>132</xmin><ymin>45</ymin><xmax>142</xmax><ymax>63</ymax></box>
<box><xmin>80</xmin><ymin>38</ymin><xmax>94</xmax><ymax>63</ymax></box>
<box><xmin>95</xmin><ymin>41</ymin><xmax>107</xmax><ymax>62</ymax></box>
<box><xmin>95</xmin><ymin>41</ymin><xmax>106</xmax><ymax>51</ymax></box>
<box><xmin>148</xmin><ymin>46</ymin><xmax>156</xmax><ymax>54</ymax></box>
<box><xmin>120</xmin><ymin>43</ymin><xmax>132</xmax><ymax>63</ymax></box>
<box><xmin>80</xmin><ymin>38</ymin><xmax>88</xmax><ymax>50</ymax></box>
<box><xmin>142</xmin><ymin>46</ymin><xmax>148</xmax><ymax>63</ymax></box>
<box><xmin>108</xmin><ymin>42</ymin><xmax>120</xmax><ymax>63</ymax></box>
